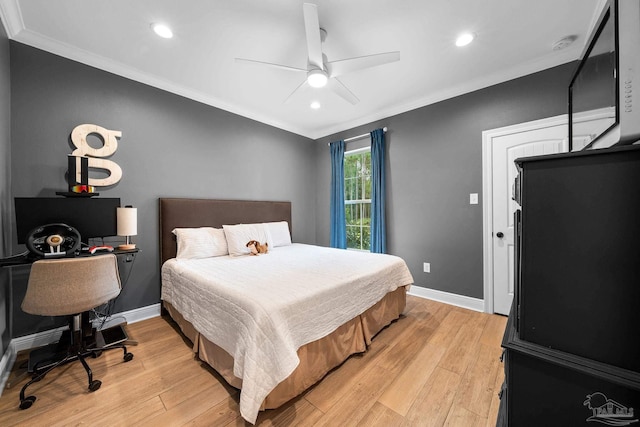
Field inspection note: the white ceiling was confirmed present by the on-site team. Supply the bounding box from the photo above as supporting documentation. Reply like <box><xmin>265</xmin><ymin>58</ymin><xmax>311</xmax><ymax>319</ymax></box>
<box><xmin>0</xmin><ymin>0</ymin><xmax>604</xmax><ymax>139</ymax></box>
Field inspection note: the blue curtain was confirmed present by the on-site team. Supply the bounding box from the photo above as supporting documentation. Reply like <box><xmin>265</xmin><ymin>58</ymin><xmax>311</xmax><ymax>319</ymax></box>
<box><xmin>370</xmin><ymin>128</ymin><xmax>386</xmax><ymax>253</ymax></box>
<box><xmin>330</xmin><ymin>140</ymin><xmax>347</xmax><ymax>249</ymax></box>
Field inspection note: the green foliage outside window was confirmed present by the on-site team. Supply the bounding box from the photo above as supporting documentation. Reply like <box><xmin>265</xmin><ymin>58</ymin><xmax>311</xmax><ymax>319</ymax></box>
<box><xmin>344</xmin><ymin>150</ymin><xmax>371</xmax><ymax>251</ymax></box>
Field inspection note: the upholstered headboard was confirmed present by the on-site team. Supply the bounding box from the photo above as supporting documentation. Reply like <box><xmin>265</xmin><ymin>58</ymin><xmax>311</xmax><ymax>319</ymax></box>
<box><xmin>159</xmin><ymin>198</ymin><xmax>292</xmax><ymax>265</ymax></box>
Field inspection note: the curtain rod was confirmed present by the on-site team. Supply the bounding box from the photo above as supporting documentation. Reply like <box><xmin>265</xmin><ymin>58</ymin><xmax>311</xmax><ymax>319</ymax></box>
<box><xmin>327</xmin><ymin>127</ymin><xmax>387</xmax><ymax>146</ymax></box>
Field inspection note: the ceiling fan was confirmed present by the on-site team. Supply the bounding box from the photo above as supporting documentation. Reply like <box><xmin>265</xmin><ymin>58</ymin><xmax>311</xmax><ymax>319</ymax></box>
<box><xmin>235</xmin><ymin>3</ymin><xmax>400</xmax><ymax>105</ymax></box>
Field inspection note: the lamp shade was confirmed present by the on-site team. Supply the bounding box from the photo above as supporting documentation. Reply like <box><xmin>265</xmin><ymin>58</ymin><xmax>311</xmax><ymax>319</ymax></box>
<box><xmin>117</xmin><ymin>207</ymin><xmax>137</xmax><ymax>250</ymax></box>
<box><xmin>117</xmin><ymin>207</ymin><xmax>137</xmax><ymax>236</ymax></box>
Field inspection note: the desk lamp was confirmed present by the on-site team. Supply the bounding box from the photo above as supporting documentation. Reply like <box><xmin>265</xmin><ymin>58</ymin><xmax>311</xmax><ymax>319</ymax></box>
<box><xmin>116</xmin><ymin>206</ymin><xmax>137</xmax><ymax>250</ymax></box>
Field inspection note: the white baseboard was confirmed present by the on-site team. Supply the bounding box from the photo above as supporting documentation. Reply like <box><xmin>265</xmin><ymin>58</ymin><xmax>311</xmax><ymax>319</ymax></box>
<box><xmin>10</xmin><ymin>326</ymin><xmax>68</xmax><ymax>355</ymax></box>
<box><xmin>0</xmin><ymin>342</ymin><xmax>17</xmax><ymax>397</ymax></box>
<box><xmin>0</xmin><ymin>303</ymin><xmax>161</xmax><ymax>395</ymax></box>
<box><xmin>121</xmin><ymin>302</ymin><xmax>162</xmax><ymax>323</ymax></box>
<box><xmin>92</xmin><ymin>303</ymin><xmax>162</xmax><ymax>329</ymax></box>
<box><xmin>408</xmin><ymin>286</ymin><xmax>485</xmax><ymax>312</ymax></box>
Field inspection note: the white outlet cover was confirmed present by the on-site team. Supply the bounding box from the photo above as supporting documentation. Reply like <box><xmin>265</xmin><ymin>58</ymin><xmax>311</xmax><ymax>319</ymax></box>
<box><xmin>470</xmin><ymin>193</ymin><xmax>478</xmax><ymax>204</ymax></box>
<box><xmin>423</xmin><ymin>262</ymin><xmax>430</xmax><ymax>273</ymax></box>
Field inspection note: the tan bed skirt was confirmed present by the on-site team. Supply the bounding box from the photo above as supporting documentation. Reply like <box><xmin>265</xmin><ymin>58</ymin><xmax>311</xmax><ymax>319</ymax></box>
<box><xmin>163</xmin><ymin>285</ymin><xmax>407</xmax><ymax>410</ymax></box>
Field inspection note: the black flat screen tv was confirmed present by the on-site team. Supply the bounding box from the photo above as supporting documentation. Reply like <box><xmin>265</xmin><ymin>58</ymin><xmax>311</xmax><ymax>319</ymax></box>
<box><xmin>568</xmin><ymin>0</ymin><xmax>640</xmax><ymax>150</ymax></box>
<box><xmin>14</xmin><ymin>197</ymin><xmax>121</xmax><ymax>244</ymax></box>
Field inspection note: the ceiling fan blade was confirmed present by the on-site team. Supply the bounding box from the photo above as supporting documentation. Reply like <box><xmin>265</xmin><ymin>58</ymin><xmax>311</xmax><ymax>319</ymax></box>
<box><xmin>327</xmin><ymin>51</ymin><xmax>400</xmax><ymax>77</ymax></box>
<box><xmin>329</xmin><ymin>78</ymin><xmax>359</xmax><ymax>105</ymax></box>
<box><xmin>284</xmin><ymin>78</ymin><xmax>309</xmax><ymax>104</ymax></box>
<box><xmin>235</xmin><ymin>58</ymin><xmax>307</xmax><ymax>73</ymax></box>
<box><xmin>302</xmin><ymin>3</ymin><xmax>324</xmax><ymax>70</ymax></box>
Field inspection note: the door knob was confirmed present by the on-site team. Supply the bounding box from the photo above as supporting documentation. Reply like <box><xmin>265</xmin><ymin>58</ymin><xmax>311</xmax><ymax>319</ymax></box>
<box><xmin>496</xmin><ymin>232</ymin><xmax>504</xmax><ymax>238</ymax></box>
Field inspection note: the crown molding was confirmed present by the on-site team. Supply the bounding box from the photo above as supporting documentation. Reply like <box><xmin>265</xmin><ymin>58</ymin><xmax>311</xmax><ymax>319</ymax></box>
<box><xmin>0</xmin><ymin>0</ymin><xmax>24</xmax><ymax>38</ymax></box>
<box><xmin>312</xmin><ymin>49</ymin><xmax>579</xmax><ymax>139</ymax></box>
<box><xmin>0</xmin><ymin>0</ymin><xmax>585</xmax><ymax>141</ymax></box>
<box><xmin>11</xmin><ymin>27</ymin><xmax>312</xmax><ymax>138</ymax></box>
<box><xmin>8</xmin><ymin>23</ymin><xmax>580</xmax><ymax>141</ymax></box>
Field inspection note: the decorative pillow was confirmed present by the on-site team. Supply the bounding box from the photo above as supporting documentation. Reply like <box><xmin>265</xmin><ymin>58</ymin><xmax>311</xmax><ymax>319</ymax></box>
<box><xmin>223</xmin><ymin>223</ymin><xmax>273</xmax><ymax>256</ymax></box>
<box><xmin>172</xmin><ymin>227</ymin><xmax>228</xmax><ymax>259</ymax></box>
<box><xmin>263</xmin><ymin>221</ymin><xmax>292</xmax><ymax>247</ymax></box>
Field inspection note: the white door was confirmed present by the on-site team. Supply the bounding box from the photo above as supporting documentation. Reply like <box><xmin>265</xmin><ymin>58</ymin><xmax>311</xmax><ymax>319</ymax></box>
<box><xmin>483</xmin><ymin>116</ymin><xmax>569</xmax><ymax>315</ymax></box>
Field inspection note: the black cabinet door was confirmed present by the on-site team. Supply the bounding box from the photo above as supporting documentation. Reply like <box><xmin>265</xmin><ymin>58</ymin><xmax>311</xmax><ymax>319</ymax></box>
<box><xmin>516</xmin><ymin>146</ymin><xmax>640</xmax><ymax>372</ymax></box>
<box><xmin>506</xmin><ymin>348</ymin><xmax>640</xmax><ymax>427</ymax></box>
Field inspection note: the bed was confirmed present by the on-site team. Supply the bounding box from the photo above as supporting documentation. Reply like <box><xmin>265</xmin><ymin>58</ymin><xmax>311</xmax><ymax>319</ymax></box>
<box><xmin>159</xmin><ymin>198</ymin><xmax>414</xmax><ymax>424</ymax></box>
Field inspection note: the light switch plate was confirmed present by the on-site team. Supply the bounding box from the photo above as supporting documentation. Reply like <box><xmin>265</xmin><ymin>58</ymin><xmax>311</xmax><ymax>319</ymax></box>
<box><xmin>470</xmin><ymin>193</ymin><xmax>478</xmax><ymax>204</ymax></box>
<box><xmin>423</xmin><ymin>262</ymin><xmax>430</xmax><ymax>273</ymax></box>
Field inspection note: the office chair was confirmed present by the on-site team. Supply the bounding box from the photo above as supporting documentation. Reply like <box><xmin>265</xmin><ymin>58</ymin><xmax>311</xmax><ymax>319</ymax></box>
<box><xmin>19</xmin><ymin>254</ymin><xmax>134</xmax><ymax>410</ymax></box>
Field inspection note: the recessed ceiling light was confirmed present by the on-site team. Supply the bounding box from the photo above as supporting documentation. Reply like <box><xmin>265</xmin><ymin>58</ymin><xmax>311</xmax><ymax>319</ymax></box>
<box><xmin>151</xmin><ymin>23</ymin><xmax>173</xmax><ymax>39</ymax></box>
<box><xmin>455</xmin><ymin>32</ymin><xmax>475</xmax><ymax>47</ymax></box>
<box><xmin>310</xmin><ymin>101</ymin><xmax>321</xmax><ymax>109</ymax></box>
<box><xmin>552</xmin><ymin>35</ymin><xmax>577</xmax><ymax>51</ymax></box>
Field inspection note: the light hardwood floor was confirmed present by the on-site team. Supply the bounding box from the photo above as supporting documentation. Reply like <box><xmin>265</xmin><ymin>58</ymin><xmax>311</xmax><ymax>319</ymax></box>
<box><xmin>0</xmin><ymin>296</ymin><xmax>507</xmax><ymax>426</ymax></box>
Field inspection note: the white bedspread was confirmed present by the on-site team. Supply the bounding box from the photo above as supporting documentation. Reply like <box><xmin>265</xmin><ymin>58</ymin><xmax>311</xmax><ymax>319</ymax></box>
<box><xmin>161</xmin><ymin>243</ymin><xmax>414</xmax><ymax>423</ymax></box>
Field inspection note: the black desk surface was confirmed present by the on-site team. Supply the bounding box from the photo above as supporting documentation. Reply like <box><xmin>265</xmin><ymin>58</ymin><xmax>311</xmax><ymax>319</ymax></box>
<box><xmin>0</xmin><ymin>248</ymin><xmax>139</xmax><ymax>267</ymax></box>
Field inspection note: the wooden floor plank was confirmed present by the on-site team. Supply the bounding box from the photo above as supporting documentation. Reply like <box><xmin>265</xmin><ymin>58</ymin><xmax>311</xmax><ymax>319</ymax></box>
<box><xmin>80</xmin><ymin>396</ymin><xmax>167</xmax><ymax>427</ymax></box>
<box><xmin>378</xmin><ymin>343</ymin><xmax>445</xmax><ymax>416</ymax></box>
<box><xmin>437</xmin><ymin>312</ymin><xmax>488</xmax><ymax>375</ymax></box>
<box><xmin>254</xmin><ymin>397</ymin><xmax>324</xmax><ymax>427</ymax></box>
<box><xmin>444</xmin><ymin>404</ymin><xmax>486</xmax><ymax>427</ymax></box>
<box><xmin>0</xmin><ymin>296</ymin><xmax>507</xmax><ymax>427</ymax></box>
<box><xmin>303</xmin><ymin>339</ymin><xmax>390</xmax><ymax>413</ymax></box>
<box><xmin>453</xmin><ymin>343</ymin><xmax>502</xmax><ymax>418</ymax></box>
<box><xmin>357</xmin><ymin>401</ymin><xmax>406</xmax><ymax>427</ymax></box>
<box><xmin>425</xmin><ymin>309</ymin><xmax>470</xmax><ymax>348</ymax></box>
<box><xmin>189</xmin><ymin>396</ymin><xmax>243</xmax><ymax>427</ymax></box>
<box><xmin>485</xmin><ymin>354</ymin><xmax>506</xmax><ymax>427</ymax></box>
<box><xmin>139</xmin><ymin>383</ymin><xmax>229</xmax><ymax>427</ymax></box>
<box><xmin>403</xmin><ymin>366</ymin><xmax>462</xmax><ymax>427</ymax></box>
<box><xmin>376</xmin><ymin>322</ymin><xmax>435</xmax><ymax>375</ymax></box>
<box><xmin>313</xmin><ymin>365</ymin><xmax>396</xmax><ymax>427</ymax></box>
<box><xmin>159</xmin><ymin>363</ymin><xmax>235</xmax><ymax>410</ymax></box>
<box><xmin>479</xmin><ymin>314</ymin><xmax>508</xmax><ymax>348</ymax></box>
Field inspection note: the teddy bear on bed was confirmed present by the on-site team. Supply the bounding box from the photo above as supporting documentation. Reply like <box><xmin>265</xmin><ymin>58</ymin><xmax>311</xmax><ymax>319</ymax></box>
<box><xmin>246</xmin><ymin>240</ymin><xmax>269</xmax><ymax>255</ymax></box>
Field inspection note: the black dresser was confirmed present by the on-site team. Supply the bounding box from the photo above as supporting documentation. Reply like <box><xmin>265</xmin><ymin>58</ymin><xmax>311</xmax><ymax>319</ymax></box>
<box><xmin>497</xmin><ymin>145</ymin><xmax>640</xmax><ymax>426</ymax></box>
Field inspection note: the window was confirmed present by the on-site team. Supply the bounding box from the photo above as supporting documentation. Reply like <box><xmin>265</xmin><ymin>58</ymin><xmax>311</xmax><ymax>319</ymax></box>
<box><xmin>344</xmin><ymin>147</ymin><xmax>371</xmax><ymax>251</ymax></box>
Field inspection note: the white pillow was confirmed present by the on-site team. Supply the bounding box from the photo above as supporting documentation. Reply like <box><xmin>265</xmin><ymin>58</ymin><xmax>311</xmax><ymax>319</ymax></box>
<box><xmin>222</xmin><ymin>223</ymin><xmax>273</xmax><ymax>256</ymax></box>
<box><xmin>263</xmin><ymin>221</ymin><xmax>292</xmax><ymax>247</ymax></box>
<box><xmin>172</xmin><ymin>227</ymin><xmax>228</xmax><ymax>259</ymax></box>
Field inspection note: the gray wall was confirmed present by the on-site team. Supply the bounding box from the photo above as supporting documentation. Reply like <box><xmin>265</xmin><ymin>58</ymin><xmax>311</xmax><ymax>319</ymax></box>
<box><xmin>6</xmin><ymin>37</ymin><xmax>576</xmax><ymax>336</ymax></box>
<box><xmin>0</xmin><ymin>17</ymin><xmax>11</xmax><ymax>351</ymax></box>
<box><xmin>315</xmin><ymin>63</ymin><xmax>576</xmax><ymax>299</ymax></box>
<box><xmin>9</xmin><ymin>42</ymin><xmax>316</xmax><ymax>326</ymax></box>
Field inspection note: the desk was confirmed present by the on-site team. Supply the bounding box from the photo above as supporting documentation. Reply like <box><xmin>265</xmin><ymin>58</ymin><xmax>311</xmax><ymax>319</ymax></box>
<box><xmin>2</xmin><ymin>248</ymin><xmax>138</xmax><ymax>339</ymax></box>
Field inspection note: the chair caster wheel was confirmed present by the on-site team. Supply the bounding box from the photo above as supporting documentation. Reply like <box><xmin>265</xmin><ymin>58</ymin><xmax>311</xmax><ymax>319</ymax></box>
<box><xmin>124</xmin><ymin>352</ymin><xmax>133</xmax><ymax>362</ymax></box>
<box><xmin>89</xmin><ymin>380</ymin><xmax>102</xmax><ymax>392</ymax></box>
<box><xmin>19</xmin><ymin>396</ymin><xmax>36</xmax><ymax>410</ymax></box>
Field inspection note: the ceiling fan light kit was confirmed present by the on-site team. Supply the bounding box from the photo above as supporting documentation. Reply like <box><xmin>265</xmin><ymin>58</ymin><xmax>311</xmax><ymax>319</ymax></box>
<box><xmin>307</xmin><ymin>69</ymin><xmax>328</xmax><ymax>88</ymax></box>
<box><xmin>235</xmin><ymin>3</ymin><xmax>400</xmax><ymax>105</ymax></box>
